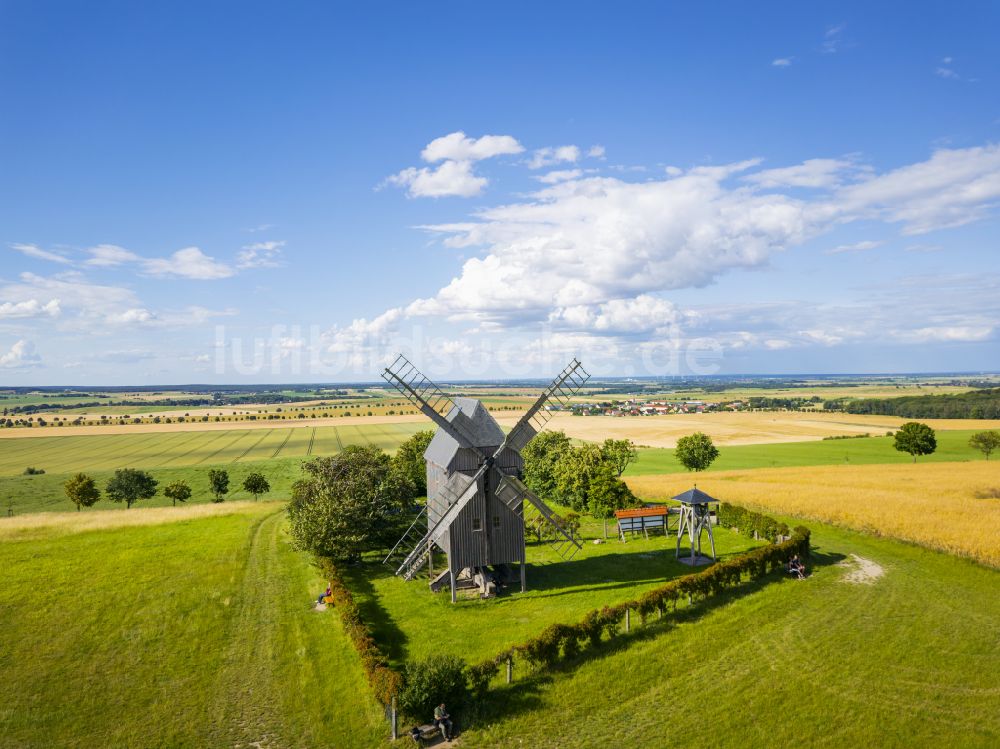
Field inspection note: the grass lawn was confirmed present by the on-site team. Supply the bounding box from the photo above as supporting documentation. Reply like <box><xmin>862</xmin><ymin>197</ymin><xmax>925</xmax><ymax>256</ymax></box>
<box><xmin>459</xmin><ymin>521</ymin><xmax>1000</xmax><ymax>748</ymax></box>
<box><xmin>343</xmin><ymin>515</ymin><xmax>763</xmax><ymax>666</ymax></box>
<box><xmin>0</xmin><ymin>502</ymin><xmax>385</xmax><ymax>748</ymax></box>
<box><xmin>626</xmin><ymin>429</ymin><xmax>989</xmax><ymax>475</ymax></box>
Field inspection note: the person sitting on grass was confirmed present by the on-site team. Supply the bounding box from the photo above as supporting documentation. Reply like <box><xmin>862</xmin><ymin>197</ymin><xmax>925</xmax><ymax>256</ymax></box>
<box><xmin>433</xmin><ymin>703</ymin><xmax>453</xmax><ymax>741</ymax></box>
<box><xmin>316</xmin><ymin>584</ymin><xmax>332</xmax><ymax>605</ymax></box>
<box><xmin>788</xmin><ymin>554</ymin><xmax>806</xmax><ymax>579</ymax></box>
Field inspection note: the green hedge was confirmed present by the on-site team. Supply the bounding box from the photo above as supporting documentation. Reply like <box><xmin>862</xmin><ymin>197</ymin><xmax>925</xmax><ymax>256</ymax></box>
<box><xmin>716</xmin><ymin>502</ymin><xmax>790</xmax><ymax>542</ymax></box>
<box><xmin>317</xmin><ymin>557</ymin><xmax>403</xmax><ymax>706</ymax></box>
<box><xmin>472</xmin><ymin>522</ymin><xmax>810</xmax><ymax>678</ymax></box>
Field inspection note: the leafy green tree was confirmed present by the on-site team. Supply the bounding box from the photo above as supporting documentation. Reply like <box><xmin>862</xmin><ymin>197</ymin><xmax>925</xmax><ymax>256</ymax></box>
<box><xmin>105</xmin><ymin>469</ymin><xmax>158</xmax><ymax>509</ymax></box>
<box><xmin>969</xmin><ymin>430</ymin><xmax>1000</xmax><ymax>461</ymax></box>
<box><xmin>163</xmin><ymin>480</ymin><xmax>192</xmax><ymax>507</ymax></box>
<box><xmin>390</xmin><ymin>429</ymin><xmax>434</xmax><ymax>498</ymax></box>
<box><xmin>601</xmin><ymin>438</ymin><xmax>638</xmax><ymax>477</ymax></box>
<box><xmin>675</xmin><ymin>432</ymin><xmax>720</xmax><ymax>472</ymax></box>
<box><xmin>398</xmin><ymin>654</ymin><xmax>468</xmax><ymax>721</ymax></box>
<box><xmin>522</xmin><ymin>430</ymin><xmax>572</xmax><ymax>503</ymax></box>
<box><xmin>287</xmin><ymin>445</ymin><xmax>412</xmax><ymax>562</ymax></box>
<box><xmin>553</xmin><ymin>443</ymin><xmax>607</xmax><ymax>512</ymax></box>
<box><xmin>208</xmin><ymin>469</ymin><xmax>230</xmax><ymax>503</ymax></box>
<box><xmin>242</xmin><ymin>472</ymin><xmax>271</xmax><ymax>501</ymax></box>
<box><xmin>587</xmin><ymin>462</ymin><xmax>638</xmax><ymax>519</ymax></box>
<box><xmin>893</xmin><ymin>422</ymin><xmax>937</xmax><ymax>462</ymax></box>
<box><xmin>64</xmin><ymin>473</ymin><xmax>100</xmax><ymax>512</ymax></box>
<box><xmin>553</xmin><ymin>444</ymin><xmax>637</xmax><ymax>524</ymax></box>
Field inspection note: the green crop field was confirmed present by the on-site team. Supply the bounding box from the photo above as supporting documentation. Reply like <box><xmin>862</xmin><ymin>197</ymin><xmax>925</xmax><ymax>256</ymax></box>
<box><xmin>0</xmin><ymin>424</ymin><xmax>429</xmax><ymax>514</ymax></box>
<box><xmin>625</xmin><ymin>429</ymin><xmax>988</xmax><ymax>476</ymax></box>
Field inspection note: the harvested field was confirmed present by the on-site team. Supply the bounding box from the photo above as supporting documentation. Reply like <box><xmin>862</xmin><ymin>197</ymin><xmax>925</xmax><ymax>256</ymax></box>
<box><xmin>626</xmin><ymin>461</ymin><xmax>1000</xmax><ymax>567</ymax></box>
<box><xmin>502</xmin><ymin>411</ymin><xmax>1000</xmax><ymax>448</ymax></box>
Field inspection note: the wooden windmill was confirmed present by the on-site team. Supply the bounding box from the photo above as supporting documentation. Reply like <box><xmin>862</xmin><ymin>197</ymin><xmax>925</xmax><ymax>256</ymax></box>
<box><xmin>673</xmin><ymin>487</ymin><xmax>719</xmax><ymax>565</ymax></box>
<box><xmin>382</xmin><ymin>355</ymin><xmax>589</xmax><ymax>601</ymax></box>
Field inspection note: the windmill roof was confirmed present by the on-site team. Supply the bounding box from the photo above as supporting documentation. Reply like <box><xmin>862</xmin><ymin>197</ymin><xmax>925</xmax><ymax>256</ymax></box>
<box><xmin>672</xmin><ymin>487</ymin><xmax>720</xmax><ymax>505</ymax></box>
<box><xmin>424</xmin><ymin>397</ymin><xmax>505</xmax><ymax>467</ymax></box>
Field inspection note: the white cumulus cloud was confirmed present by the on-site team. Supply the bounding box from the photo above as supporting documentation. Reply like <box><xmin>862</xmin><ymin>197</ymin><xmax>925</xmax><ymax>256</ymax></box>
<box><xmin>0</xmin><ymin>298</ymin><xmax>61</xmax><ymax>319</ymax></box>
<box><xmin>384</xmin><ymin>131</ymin><xmax>523</xmax><ymax>198</ymax></box>
<box><xmin>528</xmin><ymin>145</ymin><xmax>581</xmax><ymax>169</ymax></box>
<box><xmin>143</xmin><ymin>247</ymin><xmax>235</xmax><ymax>279</ymax></box>
<box><xmin>0</xmin><ymin>339</ymin><xmax>41</xmax><ymax>368</ymax></box>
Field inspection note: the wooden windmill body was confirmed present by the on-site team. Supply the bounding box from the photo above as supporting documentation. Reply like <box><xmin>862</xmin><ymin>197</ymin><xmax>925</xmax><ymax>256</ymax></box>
<box><xmin>382</xmin><ymin>356</ymin><xmax>589</xmax><ymax>601</ymax></box>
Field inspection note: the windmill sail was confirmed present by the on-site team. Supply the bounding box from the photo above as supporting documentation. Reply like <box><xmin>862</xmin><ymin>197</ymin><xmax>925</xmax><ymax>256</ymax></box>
<box><xmin>494</xmin><ymin>474</ymin><xmax>583</xmax><ymax>561</ymax></box>
<box><xmin>381</xmin><ymin>354</ymin><xmax>485</xmax><ymax>456</ymax></box>
<box><xmin>505</xmin><ymin>358</ymin><xmax>590</xmax><ymax>452</ymax></box>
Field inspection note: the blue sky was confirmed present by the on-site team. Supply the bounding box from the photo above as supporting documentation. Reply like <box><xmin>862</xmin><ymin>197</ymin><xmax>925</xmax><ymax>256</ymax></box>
<box><xmin>1</xmin><ymin>1</ymin><xmax>998</xmax><ymax>384</ymax></box>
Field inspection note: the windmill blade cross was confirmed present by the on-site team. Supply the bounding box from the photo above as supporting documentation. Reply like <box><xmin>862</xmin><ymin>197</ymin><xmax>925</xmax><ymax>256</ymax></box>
<box><xmin>502</xmin><ymin>358</ymin><xmax>590</xmax><ymax>455</ymax></box>
<box><xmin>382</xmin><ymin>354</ymin><xmax>486</xmax><ymax>456</ymax></box>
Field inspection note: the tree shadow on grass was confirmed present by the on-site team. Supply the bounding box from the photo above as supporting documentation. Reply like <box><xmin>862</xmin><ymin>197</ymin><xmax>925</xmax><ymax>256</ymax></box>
<box><xmin>339</xmin><ymin>563</ymin><xmax>410</xmax><ymax>666</ymax></box>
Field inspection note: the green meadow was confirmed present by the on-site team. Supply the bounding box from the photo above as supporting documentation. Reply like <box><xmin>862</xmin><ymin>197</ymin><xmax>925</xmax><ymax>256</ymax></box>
<box><xmin>1</xmin><ymin>503</ymin><xmax>997</xmax><ymax>748</ymax></box>
<box><xmin>347</xmin><ymin>516</ymin><xmax>762</xmax><ymax>665</ymax></box>
<box><xmin>625</xmin><ymin>429</ymin><xmax>988</xmax><ymax>475</ymax></box>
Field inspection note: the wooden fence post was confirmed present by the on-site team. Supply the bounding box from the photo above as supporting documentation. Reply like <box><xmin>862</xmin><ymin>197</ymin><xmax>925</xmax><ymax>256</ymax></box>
<box><xmin>391</xmin><ymin>695</ymin><xmax>397</xmax><ymax>741</ymax></box>
<box><xmin>506</xmin><ymin>656</ymin><xmax>513</xmax><ymax>684</ymax></box>
<box><xmin>625</xmin><ymin>608</ymin><xmax>631</xmax><ymax>633</ymax></box>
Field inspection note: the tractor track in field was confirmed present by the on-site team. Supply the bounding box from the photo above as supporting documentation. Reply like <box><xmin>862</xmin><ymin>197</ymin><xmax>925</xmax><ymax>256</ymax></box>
<box><xmin>306</xmin><ymin>427</ymin><xmax>316</xmax><ymax>456</ymax></box>
<box><xmin>195</xmin><ymin>430</ymin><xmax>252</xmax><ymax>465</ymax></box>
<box><xmin>332</xmin><ymin>426</ymin><xmax>344</xmax><ymax>451</ymax></box>
<box><xmin>232</xmin><ymin>428</ymin><xmax>274</xmax><ymax>464</ymax></box>
<box><xmin>270</xmin><ymin>429</ymin><xmax>293</xmax><ymax>459</ymax></box>
<box><xmin>208</xmin><ymin>510</ymin><xmax>286</xmax><ymax>748</ymax></box>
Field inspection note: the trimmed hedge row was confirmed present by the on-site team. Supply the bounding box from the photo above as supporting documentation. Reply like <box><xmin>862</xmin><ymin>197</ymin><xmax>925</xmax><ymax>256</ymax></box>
<box><xmin>470</xmin><ymin>524</ymin><xmax>811</xmax><ymax>679</ymax></box>
<box><xmin>317</xmin><ymin>557</ymin><xmax>403</xmax><ymax>705</ymax></box>
<box><xmin>716</xmin><ymin>502</ymin><xmax>791</xmax><ymax>542</ymax></box>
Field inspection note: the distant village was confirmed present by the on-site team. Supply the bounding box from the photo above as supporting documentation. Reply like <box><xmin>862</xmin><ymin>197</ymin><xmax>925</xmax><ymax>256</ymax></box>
<box><xmin>552</xmin><ymin>398</ymin><xmax>749</xmax><ymax>417</ymax></box>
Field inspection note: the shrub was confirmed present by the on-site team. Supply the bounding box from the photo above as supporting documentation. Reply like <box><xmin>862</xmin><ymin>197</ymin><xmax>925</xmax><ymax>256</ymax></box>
<box><xmin>398</xmin><ymin>654</ymin><xmax>468</xmax><ymax>721</ymax></box>
<box><xmin>23</xmin><ymin>466</ymin><xmax>45</xmax><ymax>475</ymax></box>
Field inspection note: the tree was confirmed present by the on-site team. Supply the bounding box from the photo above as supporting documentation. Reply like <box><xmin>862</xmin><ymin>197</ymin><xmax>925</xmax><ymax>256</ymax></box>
<box><xmin>64</xmin><ymin>473</ymin><xmax>100</xmax><ymax>512</ymax></box>
<box><xmin>586</xmin><ymin>462</ymin><xmax>638</xmax><ymax>520</ymax></box>
<box><xmin>242</xmin><ymin>472</ymin><xmax>271</xmax><ymax>501</ymax></box>
<box><xmin>208</xmin><ymin>469</ymin><xmax>230</xmax><ymax>503</ymax></box>
<box><xmin>390</xmin><ymin>429</ymin><xmax>434</xmax><ymax>498</ymax></box>
<box><xmin>675</xmin><ymin>432</ymin><xmax>720</xmax><ymax>472</ymax></box>
<box><xmin>553</xmin><ymin>443</ymin><xmax>607</xmax><ymax>513</ymax></box>
<box><xmin>287</xmin><ymin>445</ymin><xmax>412</xmax><ymax>562</ymax></box>
<box><xmin>163</xmin><ymin>480</ymin><xmax>192</xmax><ymax>507</ymax></box>
<box><xmin>398</xmin><ymin>654</ymin><xmax>468</xmax><ymax>721</ymax></box>
<box><xmin>969</xmin><ymin>430</ymin><xmax>1000</xmax><ymax>461</ymax></box>
<box><xmin>893</xmin><ymin>422</ymin><xmax>937</xmax><ymax>462</ymax></box>
<box><xmin>105</xmin><ymin>469</ymin><xmax>158</xmax><ymax>509</ymax></box>
<box><xmin>553</xmin><ymin>443</ymin><xmax>638</xmax><ymax>527</ymax></box>
<box><xmin>601</xmin><ymin>438</ymin><xmax>638</xmax><ymax>477</ymax></box>
<box><xmin>522</xmin><ymin>430</ymin><xmax>572</xmax><ymax>503</ymax></box>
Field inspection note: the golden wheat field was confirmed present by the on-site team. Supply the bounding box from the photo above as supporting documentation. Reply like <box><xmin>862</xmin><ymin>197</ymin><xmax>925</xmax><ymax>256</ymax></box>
<box><xmin>507</xmin><ymin>411</ymin><xmax>1000</xmax><ymax>448</ymax></box>
<box><xmin>626</xmin><ymin>462</ymin><xmax>1000</xmax><ymax>567</ymax></box>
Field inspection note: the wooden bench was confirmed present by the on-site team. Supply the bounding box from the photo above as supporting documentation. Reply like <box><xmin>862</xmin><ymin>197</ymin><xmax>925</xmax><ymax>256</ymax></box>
<box><xmin>615</xmin><ymin>506</ymin><xmax>671</xmax><ymax>541</ymax></box>
<box><xmin>408</xmin><ymin>723</ymin><xmax>441</xmax><ymax>745</ymax></box>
